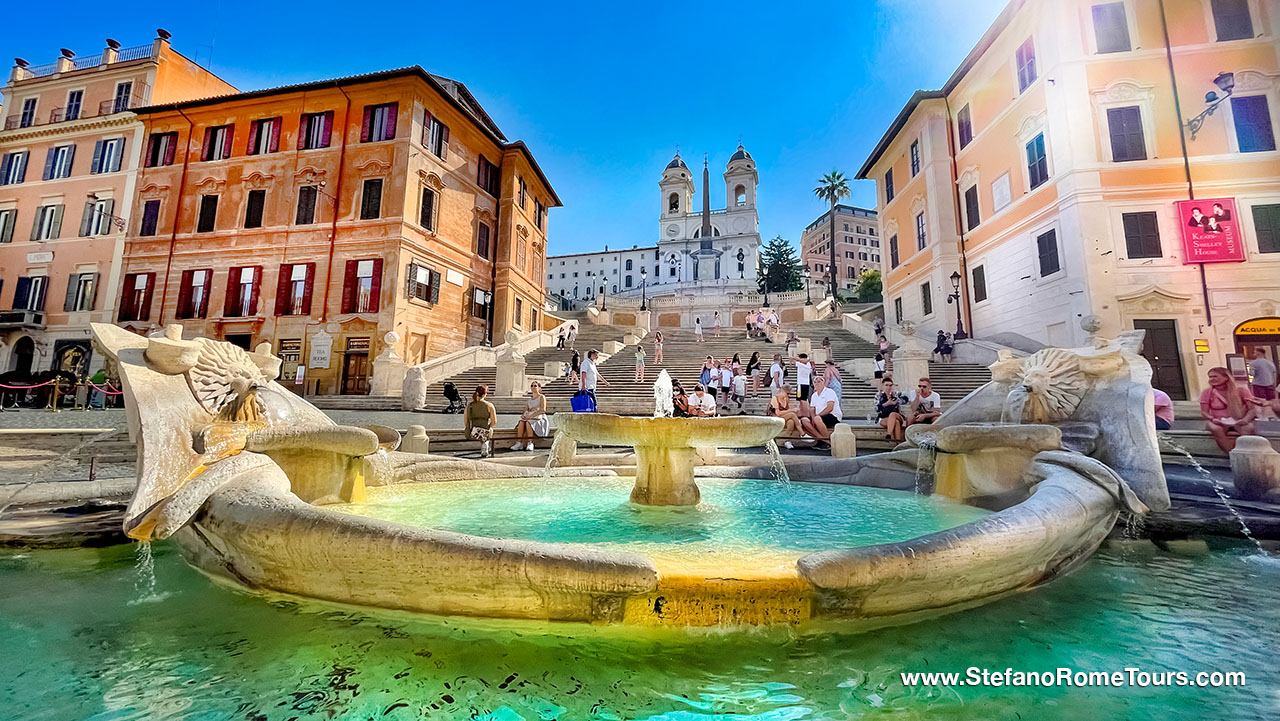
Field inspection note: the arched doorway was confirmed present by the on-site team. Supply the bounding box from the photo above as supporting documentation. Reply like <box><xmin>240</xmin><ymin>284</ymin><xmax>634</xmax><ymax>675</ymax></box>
<box><xmin>1234</xmin><ymin>317</ymin><xmax>1280</xmax><ymax>380</ymax></box>
<box><xmin>11</xmin><ymin>336</ymin><xmax>35</xmax><ymax>376</ymax></box>
<box><xmin>54</xmin><ymin>340</ymin><xmax>90</xmax><ymax>379</ymax></box>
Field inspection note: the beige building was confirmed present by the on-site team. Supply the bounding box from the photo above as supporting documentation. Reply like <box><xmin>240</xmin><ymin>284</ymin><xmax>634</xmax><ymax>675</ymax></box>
<box><xmin>799</xmin><ymin>204</ymin><xmax>881</xmax><ymax>296</ymax></box>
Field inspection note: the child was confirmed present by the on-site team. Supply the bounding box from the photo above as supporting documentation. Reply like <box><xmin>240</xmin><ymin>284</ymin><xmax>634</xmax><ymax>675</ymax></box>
<box><xmin>634</xmin><ymin>344</ymin><xmax>646</xmax><ymax>382</ymax></box>
<box><xmin>732</xmin><ymin>367</ymin><xmax>747</xmax><ymax>412</ymax></box>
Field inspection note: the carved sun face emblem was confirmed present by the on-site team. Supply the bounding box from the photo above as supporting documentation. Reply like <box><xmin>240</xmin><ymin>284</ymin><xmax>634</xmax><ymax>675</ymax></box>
<box><xmin>188</xmin><ymin>339</ymin><xmax>273</xmax><ymax>414</ymax></box>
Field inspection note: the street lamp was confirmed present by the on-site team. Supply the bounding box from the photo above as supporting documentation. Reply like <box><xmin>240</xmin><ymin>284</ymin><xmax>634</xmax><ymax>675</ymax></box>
<box><xmin>946</xmin><ymin>270</ymin><xmax>968</xmax><ymax>339</ymax></box>
<box><xmin>483</xmin><ymin>289</ymin><xmax>495</xmax><ymax>346</ymax></box>
<box><xmin>599</xmin><ymin>284</ymin><xmax>607</xmax><ymax>312</ymax></box>
<box><xmin>1186</xmin><ymin>72</ymin><xmax>1235</xmax><ymax>140</ymax></box>
<box><xmin>640</xmin><ymin>266</ymin><xmax>648</xmax><ymax>311</ymax></box>
<box><xmin>803</xmin><ymin>267</ymin><xmax>812</xmax><ymax>305</ymax></box>
<box><xmin>85</xmin><ymin>193</ymin><xmax>127</xmax><ymax>231</ymax></box>
<box><xmin>761</xmin><ymin>260</ymin><xmax>771</xmax><ymax>308</ymax></box>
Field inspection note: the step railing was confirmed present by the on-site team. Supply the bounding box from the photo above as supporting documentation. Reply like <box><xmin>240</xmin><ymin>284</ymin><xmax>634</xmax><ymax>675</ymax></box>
<box><xmin>404</xmin><ymin>319</ymin><xmax>577</xmax><ymax>389</ymax></box>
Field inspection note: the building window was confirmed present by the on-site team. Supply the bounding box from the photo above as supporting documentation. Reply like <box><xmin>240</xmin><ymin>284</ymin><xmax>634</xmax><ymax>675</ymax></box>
<box><xmin>477</xmin><ymin>155</ymin><xmax>500</xmax><ymax>197</ymax></box>
<box><xmin>113</xmin><ymin>81</ymin><xmax>134</xmax><ymax>113</ymax></box>
<box><xmin>625</xmin><ymin>275</ymin><xmax>633</xmax><ymax>288</ymax></box>
<box><xmin>518</xmin><ymin>177</ymin><xmax>528</xmax><ymax>209</ymax></box>
<box><xmin>668</xmin><ymin>192</ymin><xmax>679</xmax><ymax>213</ymax></box>
<box><xmin>1036</xmin><ymin>229</ymin><xmax>1061</xmax><ymax>277</ymax></box>
<box><xmin>1016</xmin><ymin>37</ymin><xmax>1037</xmax><ymax>93</ymax></box>
<box><xmin>139</xmin><ymin>200</ymin><xmax>161</xmax><ymax>236</ymax></box>
<box><xmin>247</xmin><ymin>117</ymin><xmax>282</xmax><ymax>155</ymax></box>
<box><xmin>244</xmin><ymin>189</ymin><xmax>266</xmax><ymax>229</ymax></box>
<box><xmin>419</xmin><ymin>187</ymin><xmax>437</xmax><ymax>231</ymax></box>
<box><xmin>118</xmin><ymin>272</ymin><xmax>154</xmax><ymax>322</ymax></box>
<box><xmin>79</xmin><ymin>198</ymin><xmax>115</xmax><ymax>237</ymax></box>
<box><xmin>361</xmin><ymin>103</ymin><xmax>397</xmax><ymax>142</ymax></box>
<box><xmin>406</xmin><ymin>262</ymin><xmax>440</xmax><ymax>303</ymax></box>
<box><xmin>19</xmin><ymin>98</ymin><xmax>37</xmax><ymax>128</ymax></box>
<box><xmin>296</xmin><ymin>186</ymin><xmax>318</xmax><ymax>225</ymax></box>
<box><xmin>177</xmin><ymin>269</ymin><xmax>212</xmax><ymax>319</ymax></box>
<box><xmin>885</xmin><ymin>168</ymin><xmax>895</xmax><ymax>203</ymax></box>
<box><xmin>90</xmin><ymin>138</ymin><xmax>125</xmax><ymax>174</ymax></box>
<box><xmin>65</xmin><ymin>90</ymin><xmax>83</xmax><ymax>122</ymax></box>
<box><xmin>889</xmin><ymin>234</ymin><xmax>899</xmax><ymax>268</ymax></box>
<box><xmin>146</xmin><ymin>132</ymin><xmax>178</xmax><ymax>167</ymax></box>
<box><xmin>360</xmin><ymin>178</ymin><xmax>383</xmax><ymax>220</ymax></box>
<box><xmin>299</xmin><ymin>111</ymin><xmax>333</xmax><ymax>150</ymax></box>
<box><xmin>894</xmin><ymin>297</ymin><xmax>903</xmax><ymax>324</ymax></box>
<box><xmin>477</xmin><ymin>222</ymin><xmax>492</xmax><ymax>259</ymax></box>
<box><xmin>1211</xmin><ymin>0</ymin><xmax>1254</xmax><ymax>41</ymax></box>
<box><xmin>964</xmin><ymin>185</ymin><xmax>980</xmax><ymax>231</ymax></box>
<box><xmin>910</xmin><ymin>140</ymin><xmax>920</xmax><ymax>176</ymax></box>
<box><xmin>625</xmin><ymin>259</ymin><xmax>633</xmax><ymax>270</ymax></box>
<box><xmin>32</xmin><ymin>204</ymin><xmax>63</xmax><ymax>241</ymax></box>
<box><xmin>197</xmin><ymin>195</ymin><xmax>219</xmax><ymax>233</ymax></box>
<box><xmin>225</xmin><ymin>266</ymin><xmax>261</xmax><ymax>317</ymax></box>
<box><xmin>423</xmin><ymin>111</ymin><xmax>450</xmax><ymax>158</ymax></box>
<box><xmin>0</xmin><ymin>209</ymin><xmax>16</xmax><ymax>244</ymax></box>
<box><xmin>1026</xmin><ymin>133</ymin><xmax>1049</xmax><ymax>189</ymax></box>
<box><xmin>957</xmin><ymin>104</ymin><xmax>973</xmax><ymax>148</ymax></box>
<box><xmin>915</xmin><ymin>212</ymin><xmax>927</xmax><ymax>250</ymax></box>
<box><xmin>1252</xmin><ymin>203</ymin><xmax>1280</xmax><ymax>254</ymax></box>
<box><xmin>275</xmin><ymin>263</ymin><xmax>314</xmax><ymax>316</ymax></box>
<box><xmin>921</xmin><ymin>283</ymin><xmax>933</xmax><ymax>316</ymax></box>
<box><xmin>1122</xmin><ymin>211</ymin><xmax>1162</xmax><ymax>258</ymax></box>
<box><xmin>65</xmin><ymin>272</ymin><xmax>98</xmax><ymax>312</ymax></box>
<box><xmin>201</xmin><ymin>125</ymin><xmax>233</xmax><ymax>161</ymax></box>
<box><xmin>535</xmin><ymin>200</ymin><xmax>545</xmax><ymax>229</ymax></box>
<box><xmin>1092</xmin><ymin>2</ymin><xmax>1131</xmax><ymax>53</ymax></box>
<box><xmin>514</xmin><ymin>297</ymin><xmax>524</xmax><ymax>326</ymax></box>
<box><xmin>1232</xmin><ymin>95</ymin><xmax>1276</xmax><ymax>153</ymax></box>
<box><xmin>44</xmin><ymin>144</ymin><xmax>75</xmax><ymax>180</ymax></box>
<box><xmin>972</xmin><ymin>264</ymin><xmax>987</xmax><ymax>303</ymax></box>
<box><xmin>517</xmin><ymin>239</ymin><xmax>527</xmax><ymax>272</ymax></box>
<box><xmin>1</xmin><ymin>151</ymin><xmax>29</xmax><ymax>185</ymax></box>
<box><xmin>342</xmin><ymin>258</ymin><xmax>382</xmax><ymax>313</ymax></box>
<box><xmin>13</xmin><ymin>276</ymin><xmax>48</xmax><ymax>311</ymax></box>
<box><xmin>1107</xmin><ymin>106</ymin><xmax>1146</xmax><ymax>161</ymax></box>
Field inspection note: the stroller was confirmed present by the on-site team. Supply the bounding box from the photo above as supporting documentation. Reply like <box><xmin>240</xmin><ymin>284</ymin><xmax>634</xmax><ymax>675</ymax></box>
<box><xmin>442</xmin><ymin>382</ymin><xmax>466</xmax><ymax>414</ymax></box>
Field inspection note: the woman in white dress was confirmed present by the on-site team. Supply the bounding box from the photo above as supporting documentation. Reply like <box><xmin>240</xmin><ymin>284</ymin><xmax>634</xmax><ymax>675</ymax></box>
<box><xmin>694</xmin><ymin>317</ymin><xmax>704</xmax><ymax>342</ymax></box>
<box><xmin>512</xmin><ymin>381</ymin><xmax>549</xmax><ymax>451</ymax></box>
<box><xmin>712</xmin><ymin>311</ymin><xmax>723</xmax><ymax>337</ymax></box>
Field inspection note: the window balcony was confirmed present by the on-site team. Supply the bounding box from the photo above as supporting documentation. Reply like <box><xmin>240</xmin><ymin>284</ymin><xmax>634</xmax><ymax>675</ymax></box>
<box><xmin>0</xmin><ymin>310</ymin><xmax>46</xmax><ymax>329</ymax></box>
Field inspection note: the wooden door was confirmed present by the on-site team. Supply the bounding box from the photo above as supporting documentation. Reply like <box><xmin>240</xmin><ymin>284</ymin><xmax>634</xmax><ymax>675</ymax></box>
<box><xmin>341</xmin><ymin>353</ymin><xmax>370</xmax><ymax>395</ymax></box>
<box><xmin>1134</xmin><ymin>319</ymin><xmax>1187</xmax><ymax>401</ymax></box>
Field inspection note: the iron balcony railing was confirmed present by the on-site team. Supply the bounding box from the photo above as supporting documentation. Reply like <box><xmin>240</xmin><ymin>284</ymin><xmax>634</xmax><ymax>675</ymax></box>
<box><xmin>0</xmin><ymin>309</ymin><xmax>46</xmax><ymax>329</ymax></box>
<box><xmin>18</xmin><ymin>44</ymin><xmax>155</xmax><ymax>79</ymax></box>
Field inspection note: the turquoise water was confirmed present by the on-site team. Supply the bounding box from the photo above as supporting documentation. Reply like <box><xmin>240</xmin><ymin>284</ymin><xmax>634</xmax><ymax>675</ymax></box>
<box><xmin>0</xmin><ymin>541</ymin><xmax>1275</xmax><ymax>719</ymax></box>
<box><xmin>334</xmin><ymin>478</ymin><xmax>990</xmax><ymax>567</ymax></box>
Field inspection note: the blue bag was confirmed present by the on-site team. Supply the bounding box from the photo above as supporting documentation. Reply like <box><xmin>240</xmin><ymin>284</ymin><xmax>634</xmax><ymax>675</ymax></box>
<box><xmin>570</xmin><ymin>391</ymin><xmax>596</xmax><ymax>413</ymax></box>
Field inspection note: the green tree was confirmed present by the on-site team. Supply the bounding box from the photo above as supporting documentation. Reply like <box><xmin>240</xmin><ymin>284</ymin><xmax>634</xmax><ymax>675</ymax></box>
<box><xmin>756</xmin><ymin>236</ymin><xmax>804</xmax><ymax>294</ymax></box>
<box><xmin>854</xmin><ymin>269</ymin><xmax>882</xmax><ymax>302</ymax></box>
<box><xmin>813</xmin><ymin>170</ymin><xmax>851</xmax><ymax>300</ymax></box>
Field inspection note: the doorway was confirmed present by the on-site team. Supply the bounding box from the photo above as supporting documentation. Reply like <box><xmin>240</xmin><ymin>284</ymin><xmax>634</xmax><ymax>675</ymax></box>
<box><xmin>1233</xmin><ymin>317</ymin><xmax>1280</xmax><ymax>387</ymax></box>
<box><xmin>1133</xmin><ymin>319</ymin><xmax>1188</xmax><ymax>401</ymax></box>
<box><xmin>11</xmin><ymin>336</ymin><xmax>35</xmax><ymax>375</ymax></box>
<box><xmin>225</xmin><ymin>333</ymin><xmax>253</xmax><ymax>350</ymax></box>
<box><xmin>341</xmin><ymin>337</ymin><xmax>371</xmax><ymax>395</ymax></box>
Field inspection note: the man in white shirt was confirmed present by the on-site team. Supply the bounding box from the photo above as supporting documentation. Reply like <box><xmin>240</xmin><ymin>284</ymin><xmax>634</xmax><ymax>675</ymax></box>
<box><xmin>579</xmin><ymin>349</ymin><xmax>609</xmax><ymax>404</ymax></box>
<box><xmin>799</xmin><ymin>376</ymin><xmax>843</xmax><ymax>444</ymax></box>
<box><xmin>793</xmin><ymin>353</ymin><xmax>815</xmax><ymax>402</ymax></box>
<box><xmin>719</xmin><ymin>363</ymin><xmax>734</xmax><ymax>408</ymax></box>
<box><xmin>908</xmin><ymin>378</ymin><xmax>943</xmax><ymax>425</ymax></box>
<box><xmin>769</xmin><ymin>354</ymin><xmax>785</xmax><ymax>393</ymax></box>
<box><xmin>689</xmin><ymin>384</ymin><xmax>717</xmax><ymax>417</ymax></box>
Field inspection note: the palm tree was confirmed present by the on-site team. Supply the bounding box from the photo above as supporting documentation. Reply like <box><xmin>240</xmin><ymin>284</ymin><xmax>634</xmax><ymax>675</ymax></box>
<box><xmin>813</xmin><ymin>171</ymin><xmax>851</xmax><ymax>302</ymax></box>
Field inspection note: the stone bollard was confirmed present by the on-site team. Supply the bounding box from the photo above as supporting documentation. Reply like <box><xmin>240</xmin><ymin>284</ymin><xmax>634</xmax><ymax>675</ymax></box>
<box><xmin>603</xmin><ymin>340</ymin><xmax>624</xmax><ymax>354</ymax></box>
<box><xmin>543</xmin><ymin>361</ymin><xmax>565</xmax><ymax>378</ymax></box>
<box><xmin>402</xmin><ymin>425</ymin><xmax>430</xmax><ymax>454</ymax></box>
<box><xmin>1229</xmin><ymin>435</ymin><xmax>1280</xmax><ymax>502</ymax></box>
<box><xmin>830</xmin><ymin>424</ymin><xmax>856</xmax><ymax>458</ymax></box>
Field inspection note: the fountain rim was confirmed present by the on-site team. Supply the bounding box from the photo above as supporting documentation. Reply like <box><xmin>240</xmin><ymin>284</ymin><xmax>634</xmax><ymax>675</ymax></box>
<box><xmin>554</xmin><ymin>412</ymin><xmax>785</xmax><ymax>449</ymax></box>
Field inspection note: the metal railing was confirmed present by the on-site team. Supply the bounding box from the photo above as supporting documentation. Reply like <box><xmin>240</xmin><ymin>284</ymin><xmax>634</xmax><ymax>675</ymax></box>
<box><xmin>0</xmin><ymin>310</ymin><xmax>46</xmax><ymax>328</ymax></box>
<box><xmin>17</xmin><ymin>44</ymin><xmax>155</xmax><ymax>79</ymax></box>
<box><xmin>98</xmin><ymin>92</ymin><xmax>149</xmax><ymax>117</ymax></box>
<box><xmin>72</xmin><ymin>55</ymin><xmax>102</xmax><ymax>70</ymax></box>
<box><xmin>116</xmin><ymin>44</ymin><xmax>155</xmax><ymax>62</ymax></box>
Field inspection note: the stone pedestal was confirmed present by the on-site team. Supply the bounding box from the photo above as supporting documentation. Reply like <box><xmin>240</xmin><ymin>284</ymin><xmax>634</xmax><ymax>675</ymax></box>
<box><xmin>892</xmin><ymin>338</ymin><xmax>932</xmax><ymax>387</ymax></box>
<box><xmin>803</xmin><ymin>304</ymin><xmax>820</xmax><ymax>321</ymax></box>
<box><xmin>543</xmin><ymin>361</ymin><xmax>565</xmax><ymax>378</ymax></box>
<box><xmin>632</xmin><ymin>446</ymin><xmax>700</xmax><ymax>506</ymax></box>
<box><xmin>796</xmin><ymin>338</ymin><xmax>812</xmax><ymax>356</ymax></box>
<box><xmin>851</xmin><ymin>358</ymin><xmax>876</xmax><ymax>379</ymax></box>
<box><xmin>623</xmin><ymin>330</ymin><xmax>645</xmax><ymax>345</ymax></box>
<box><xmin>370</xmin><ymin>332</ymin><xmax>408</xmax><ymax>397</ymax></box>
<box><xmin>603</xmin><ymin>340</ymin><xmax>624</xmax><ymax>354</ymax></box>
<box><xmin>401</xmin><ymin>367</ymin><xmax>428</xmax><ymax>410</ymax></box>
<box><xmin>1230</xmin><ymin>436</ymin><xmax>1280</xmax><ymax>502</ymax></box>
<box><xmin>637</xmin><ymin>310</ymin><xmax>652</xmax><ymax>331</ymax></box>
<box><xmin>402</xmin><ymin>425</ymin><xmax>430</xmax><ymax>454</ymax></box>
<box><xmin>495</xmin><ymin>343</ymin><xmax>527</xmax><ymax>398</ymax></box>
<box><xmin>831</xmin><ymin>424</ymin><xmax>856</xmax><ymax>458</ymax></box>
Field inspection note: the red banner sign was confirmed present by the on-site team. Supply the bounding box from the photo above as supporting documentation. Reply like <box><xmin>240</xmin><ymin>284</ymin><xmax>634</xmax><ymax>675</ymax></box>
<box><xmin>1176</xmin><ymin>197</ymin><xmax>1245</xmax><ymax>264</ymax></box>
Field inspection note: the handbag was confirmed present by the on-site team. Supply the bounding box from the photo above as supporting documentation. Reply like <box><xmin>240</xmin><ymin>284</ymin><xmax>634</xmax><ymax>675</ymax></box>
<box><xmin>570</xmin><ymin>390</ymin><xmax>597</xmax><ymax>413</ymax></box>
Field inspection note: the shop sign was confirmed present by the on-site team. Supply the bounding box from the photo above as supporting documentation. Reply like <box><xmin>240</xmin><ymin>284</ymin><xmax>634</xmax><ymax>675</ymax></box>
<box><xmin>1176</xmin><ymin>198</ymin><xmax>1245</xmax><ymax>264</ymax></box>
<box><xmin>308</xmin><ymin>330</ymin><xmax>333</xmax><ymax>369</ymax></box>
<box><xmin>1235</xmin><ymin>318</ymin><xmax>1280</xmax><ymax>336</ymax></box>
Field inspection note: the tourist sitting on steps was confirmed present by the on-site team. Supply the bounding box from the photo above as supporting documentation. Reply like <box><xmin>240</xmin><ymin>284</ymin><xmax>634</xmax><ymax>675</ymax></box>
<box><xmin>1153</xmin><ymin>387</ymin><xmax>1175</xmax><ymax>431</ymax></box>
<box><xmin>799</xmin><ymin>376</ymin><xmax>843</xmax><ymax>448</ymax></box>
<box><xmin>908</xmin><ymin>378</ymin><xmax>942</xmax><ymax>426</ymax></box>
<box><xmin>512</xmin><ymin>381</ymin><xmax>548</xmax><ymax>452</ymax></box>
<box><xmin>1201</xmin><ymin>367</ymin><xmax>1257</xmax><ymax>453</ymax></box>
<box><xmin>465</xmin><ymin>385</ymin><xmax>497</xmax><ymax>458</ymax></box>
<box><xmin>876</xmin><ymin>376</ymin><xmax>909</xmax><ymax>443</ymax></box>
<box><xmin>689</xmin><ymin>384</ymin><xmax>717</xmax><ymax>417</ymax></box>
<box><xmin>768</xmin><ymin>383</ymin><xmax>802</xmax><ymax>449</ymax></box>
<box><xmin>672</xmin><ymin>381</ymin><xmax>690</xmax><ymax>418</ymax></box>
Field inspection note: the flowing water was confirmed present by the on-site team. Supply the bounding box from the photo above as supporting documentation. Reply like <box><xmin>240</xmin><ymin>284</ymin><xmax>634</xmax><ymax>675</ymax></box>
<box><xmin>1</xmin><ymin>541</ymin><xmax>1274</xmax><ymax>720</ymax></box>
<box><xmin>762</xmin><ymin>441</ymin><xmax>790</xmax><ymax>486</ymax></box>
<box><xmin>1001</xmin><ymin>386</ymin><xmax>1030</xmax><ymax>425</ymax></box>
<box><xmin>913</xmin><ymin>432</ymin><xmax>938</xmax><ymax>495</ymax></box>
<box><xmin>541</xmin><ymin>430</ymin><xmax>568</xmax><ymax>485</ymax></box>
<box><xmin>653</xmin><ymin>369</ymin><xmax>674</xmax><ymax>418</ymax></box>
<box><xmin>1160</xmin><ymin>437</ymin><xmax>1268</xmax><ymax>556</ymax></box>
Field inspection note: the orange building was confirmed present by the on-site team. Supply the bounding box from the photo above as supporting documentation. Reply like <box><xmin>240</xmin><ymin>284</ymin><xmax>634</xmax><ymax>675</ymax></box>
<box><xmin>799</xmin><ymin>204</ymin><xmax>881</xmax><ymax>296</ymax></box>
<box><xmin>0</xmin><ymin>31</ymin><xmax>233</xmax><ymax>379</ymax></box>
<box><xmin>858</xmin><ymin>0</ymin><xmax>1280</xmax><ymax>401</ymax></box>
<box><xmin>117</xmin><ymin>66</ymin><xmax>559</xmax><ymax>395</ymax></box>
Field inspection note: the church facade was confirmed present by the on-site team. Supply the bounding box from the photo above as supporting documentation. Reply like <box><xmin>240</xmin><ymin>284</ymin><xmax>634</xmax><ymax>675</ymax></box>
<box><xmin>547</xmin><ymin>146</ymin><xmax>761</xmax><ymax>302</ymax></box>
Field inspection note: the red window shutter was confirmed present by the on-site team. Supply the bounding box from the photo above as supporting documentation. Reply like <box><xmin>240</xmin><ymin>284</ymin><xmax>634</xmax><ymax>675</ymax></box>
<box><xmin>141</xmin><ymin>272</ymin><xmax>155</xmax><ymax>321</ymax></box>
<box><xmin>440</xmin><ymin>124</ymin><xmax>449</xmax><ymax>160</ymax></box>
<box><xmin>297</xmin><ymin>115</ymin><xmax>307</xmax><ymax>150</ymax></box>
<box><xmin>199</xmin><ymin>270</ymin><xmax>212</xmax><ymax>317</ymax></box>
<box><xmin>248</xmin><ymin>265</ymin><xmax>262</xmax><ymax>315</ymax></box>
<box><xmin>422</xmin><ymin>110</ymin><xmax>433</xmax><ymax>145</ymax></box>
<box><xmin>120</xmin><ymin>274</ymin><xmax>135</xmax><ymax>319</ymax></box>
<box><xmin>177</xmin><ymin>269</ymin><xmax>193</xmax><ymax>317</ymax></box>
<box><xmin>247</xmin><ymin>121</ymin><xmax>260</xmax><ymax>155</ymax></box>
<box><xmin>274</xmin><ymin>264</ymin><xmax>291</xmax><ymax>316</ymax></box>
<box><xmin>164</xmin><ymin>134</ymin><xmax>176</xmax><ymax>165</ymax></box>
<box><xmin>385</xmin><ymin>103</ymin><xmax>397</xmax><ymax>140</ymax></box>
<box><xmin>202</xmin><ymin>127</ymin><xmax>213</xmax><ymax>160</ymax></box>
<box><xmin>222</xmin><ymin>127</ymin><xmax>234</xmax><ymax>159</ymax></box>
<box><xmin>322</xmin><ymin>112</ymin><xmax>333</xmax><ymax>146</ymax></box>
<box><xmin>269</xmin><ymin>119</ymin><xmax>280</xmax><ymax>153</ymax></box>
<box><xmin>340</xmin><ymin>260</ymin><xmax>357</xmax><ymax>313</ymax></box>
<box><xmin>224</xmin><ymin>267</ymin><xmax>241</xmax><ymax>317</ymax></box>
<box><xmin>360</xmin><ymin>106</ymin><xmax>372</xmax><ymax>142</ymax></box>
<box><xmin>302</xmin><ymin>262</ymin><xmax>315</xmax><ymax>315</ymax></box>
<box><xmin>145</xmin><ymin>135</ymin><xmax>156</xmax><ymax>167</ymax></box>
<box><xmin>368</xmin><ymin>258</ymin><xmax>383</xmax><ymax>312</ymax></box>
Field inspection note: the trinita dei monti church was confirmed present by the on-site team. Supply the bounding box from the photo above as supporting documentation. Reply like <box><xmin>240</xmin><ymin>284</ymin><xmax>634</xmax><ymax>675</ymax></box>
<box><xmin>546</xmin><ymin>146</ymin><xmax>761</xmax><ymax>301</ymax></box>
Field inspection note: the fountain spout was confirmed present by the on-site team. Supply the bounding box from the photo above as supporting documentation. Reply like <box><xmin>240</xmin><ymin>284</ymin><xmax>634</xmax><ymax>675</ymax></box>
<box><xmin>653</xmin><ymin>369</ymin><xmax>674</xmax><ymax>418</ymax></box>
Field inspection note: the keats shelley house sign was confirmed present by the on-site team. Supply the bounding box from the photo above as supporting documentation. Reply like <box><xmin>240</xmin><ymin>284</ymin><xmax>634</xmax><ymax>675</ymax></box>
<box><xmin>1176</xmin><ymin>198</ymin><xmax>1245</xmax><ymax>264</ymax></box>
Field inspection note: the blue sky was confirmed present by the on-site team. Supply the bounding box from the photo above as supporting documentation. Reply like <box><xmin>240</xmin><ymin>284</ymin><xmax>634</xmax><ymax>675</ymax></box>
<box><xmin>7</xmin><ymin>0</ymin><xmax>1005</xmax><ymax>254</ymax></box>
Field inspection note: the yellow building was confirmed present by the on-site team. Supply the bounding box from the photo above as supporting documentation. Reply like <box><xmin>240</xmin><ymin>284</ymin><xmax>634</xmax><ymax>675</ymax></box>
<box><xmin>857</xmin><ymin>0</ymin><xmax>1279</xmax><ymax>401</ymax></box>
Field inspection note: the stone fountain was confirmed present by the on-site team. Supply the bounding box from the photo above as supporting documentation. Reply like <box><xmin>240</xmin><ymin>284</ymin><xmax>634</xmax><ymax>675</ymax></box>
<box><xmin>93</xmin><ymin>322</ymin><xmax>1164</xmax><ymax>629</ymax></box>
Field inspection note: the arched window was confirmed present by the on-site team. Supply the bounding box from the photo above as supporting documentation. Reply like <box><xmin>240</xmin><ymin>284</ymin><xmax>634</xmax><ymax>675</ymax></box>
<box><xmin>625</xmin><ymin>259</ymin><xmax>633</xmax><ymax>270</ymax></box>
<box><xmin>668</xmin><ymin>193</ymin><xmax>679</xmax><ymax>212</ymax></box>
<box><xmin>734</xmin><ymin>185</ymin><xmax>747</xmax><ymax>206</ymax></box>
<box><xmin>625</xmin><ymin>275</ymin><xmax>633</xmax><ymax>288</ymax></box>
<box><xmin>612</xmin><ymin>284</ymin><xmax>618</xmax><ymax>293</ymax></box>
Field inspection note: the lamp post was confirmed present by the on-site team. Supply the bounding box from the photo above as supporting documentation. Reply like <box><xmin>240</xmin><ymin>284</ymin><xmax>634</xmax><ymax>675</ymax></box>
<box><xmin>946</xmin><ymin>270</ymin><xmax>968</xmax><ymax>339</ymax></box>
<box><xmin>640</xmin><ymin>267</ymin><xmax>648</xmax><ymax>311</ymax></box>
<box><xmin>599</xmin><ymin>284</ymin><xmax>607</xmax><ymax>312</ymax></box>
<box><xmin>483</xmin><ymin>289</ymin><xmax>495</xmax><ymax>346</ymax></box>
<box><xmin>1185</xmin><ymin>72</ymin><xmax>1235</xmax><ymax>140</ymax></box>
<box><xmin>803</xmin><ymin>267</ymin><xmax>812</xmax><ymax>305</ymax></box>
<box><xmin>761</xmin><ymin>259</ymin><xmax>771</xmax><ymax>308</ymax></box>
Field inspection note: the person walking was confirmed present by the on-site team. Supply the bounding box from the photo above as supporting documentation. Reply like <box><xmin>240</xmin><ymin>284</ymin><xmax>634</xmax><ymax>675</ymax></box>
<box><xmin>731</xmin><ymin>368</ymin><xmax>747</xmax><ymax>413</ymax></box>
<box><xmin>769</xmin><ymin>353</ymin><xmax>785</xmax><ymax>394</ymax></box>
<box><xmin>940</xmin><ymin>333</ymin><xmax>955</xmax><ymax>364</ymax></box>
<box><xmin>823</xmin><ymin>360</ymin><xmax>843</xmax><ymax>399</ymax></box>
<box><xmin>1248</xmin><ymin>349</ymin><xmax>1277</xmax><ymax>409</ymax></box>
<box><xmin>580</xmin><ymin>349</ymin><xmax>609</xmax><ymax>406</ymax></box>
<box><xmin>874</xmin><ymin>352</ymin><xmax>886</xmax><ymax>380</ymax></box>
<box><xmin>1201</xmin><ymin>367</ymin><xmax>1257</xmax><ymax>453</ymax></box>
<box><xmin>567</xmin><ymin>323</ymin><xmax>578</xmax><ymax>349</ymax></box>
<box><xmin>634</xmin><ymin>344</ymin><xmax>646</xmax><ymax>382</ymax></box>
<box><xmin>556</xmin><ymin>326</ymin><xmax>567</xmax><ymax>349</ymax></box>
<box><xmin>465</xmin><ymin>385</ymin><xmax>497</xmax><ymax>458</ymax></box>
<box><xmin>746</xmin><ymin>351</ymin><xmax>762</xmax><ymax>397</ymax></box>
<box><xmin>512</xmin><ymin>381</ymin><xmax>549</xmax><ymax>451</ymax></box>
<box><xmin>653</xmin><ymin>331</ymin><xmax>664</xmax><ymax>365</ymax></box>
<box><xmin>719</xmin><ymin>361</ymin><xmax>734</xmax><ymax>409</ymax></box>
<box><xmin>569</xmin><ymin>350</ymin><xmax>581</xmax><ymax>387</ymax></box>
<box><xmin>907</xmin><ymin>378</ymin><xmax>942</xmax><ymax>426</ymax></box>
<box><xmin>694</xmin><ymin>317</ymin><xmax>704</xmax><ymax>342</ymax></box>
<box><xmin>792</xmin><ymin>353</ymin><xmax>815</xmax><ymax>403</ymax></box>
<box><xmin>875</xmin><ymin>376</ymin><xmax>909</xmax><ymax>443</ymax></box>
<box><xmin>712</xmin><ymin>311</ymin><xmax>722</xmax><ymax>338</ymax></box>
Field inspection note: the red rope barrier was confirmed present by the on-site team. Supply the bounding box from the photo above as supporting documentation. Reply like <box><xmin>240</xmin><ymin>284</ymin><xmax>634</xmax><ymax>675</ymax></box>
<box><xmin>0</xmin><ymin>379</ymin><xmax>57</xmax><ymax>390</ymax></box>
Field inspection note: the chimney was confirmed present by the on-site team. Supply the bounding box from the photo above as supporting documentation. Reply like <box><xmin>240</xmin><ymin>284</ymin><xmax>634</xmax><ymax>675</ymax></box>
<box><xmin>55</xmin><ymin>48</ymin><xmax>74</xmax><ymax>74</ymax></box>
<box><xmin>11</xmin><ymin>57</ymin><xmax>31</xmax><ymax>83</ymax></box>
<box><xmin>103</xmin><ymin>38</ymin><xmax>120</xmax><ymax>65</ymax></box>
<box><xmin>153</xmin><ymin>28</ymin><xmax>172</xmax><ymax>59</ymax></box>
